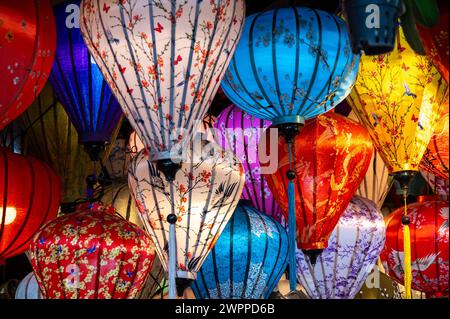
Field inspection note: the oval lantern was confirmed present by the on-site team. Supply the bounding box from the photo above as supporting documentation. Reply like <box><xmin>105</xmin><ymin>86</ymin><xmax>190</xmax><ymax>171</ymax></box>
<box><xmin>128</xmin><ymin>141</ymin><xmax>245</xmax><ymax>295</ymax></box>
<box><xmin>17</xmin><ymin>83</ymin><xmax>118</xmax><ymax>203</ymax></box>
<box><xmin>29</xmin><ymin>202</ymin><xmax>155</xmax><ymax>299</ymax></box>
<box><xmin>349</xmin><ymin>111</ymin><xmax>393</xmax><ymax>208</ymax></box>
<box><xmin>103</xmin><ymin>137</ymin><xmax>132</xmax><ymax>182</ymax></box>
<box><xmin>214</xmin><ymin>105</ymin><xmax>283</xmax><ymax>223</ymax></box>
<box><xmin>0</xmin><ymin>147</ymin><xmax>61</xmax><ymax>263</ymax></box>
<box><xmin>221</xmin><ymin>7</ymin><xmax>359</xmax><ymax>127</ymax></box>
<box><xmin>192</xmin><ymin>200</ymin><xmax>288</xmax><ymax>299</ymax></box>
<box><xmin>261</xmin><ymin>112</ymin><xmax>373</xmax><ymax>261</ymax></box>
<box><xmin>380</xmin><ymin>196</ymin><xmax>449</xmax><ymax>299</ymax></box>
<box><xmin>15</xmin><ymin>272</ymin><xmax>43</xmax><ymax>299</ymax></box>
<box><xmin>80</xmin><ymin>0</ymin><xmax>245</xmax><ymax>161</ymax></box>
<box><xmin>50</xmin><ymin>0</ymin><xmax>122</xmax><ymax>161</ymax></box>
<box><xmin>416</xmin><ymin>2</ymin><xmax>449</xmax><ymax>83</ymax></box>
<box><xmin>0</xmin><ymin>0</ymin><xmax>56</xmax><ymax>129</ymax></box>
<box><xmin>420</xmin><ymin>112</ymin><xmax>449</xmax><ymax>180</ymax></box>
<box><xmin>347</xmin><ymin>26</ymin><xmax>448</xmax><ymax>182</ymax></box>
<box><xmin>296</xmin><ymin>196</ymin><xmax>386</xmax><ymax>299</ymax></box>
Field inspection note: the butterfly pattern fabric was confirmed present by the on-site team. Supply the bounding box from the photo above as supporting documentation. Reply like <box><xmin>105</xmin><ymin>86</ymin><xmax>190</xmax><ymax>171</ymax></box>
<box><xmin>80</xmin><ymin>0</ymin><xmax>245</xmax><ymax>160</ymax></box>
<box><xmin>347</xmin><ymin>27</ymin><xmax>448</xmax><ymax>173</ymax></box>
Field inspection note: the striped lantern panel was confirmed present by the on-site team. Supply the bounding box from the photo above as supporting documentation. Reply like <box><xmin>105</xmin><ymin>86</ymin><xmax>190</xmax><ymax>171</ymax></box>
<box><xmin>221</xmin><ymin>7</ymin><xmax>360</xmax><ymax>125</ymax></box>
<box><xmin>80</xmin><ymin>0</ymin><xmax>245</xmax><ymax>160</ymax></box>
<box><xmin>214</xmin><ymin>105</ymin><xmax>284</xmax><ymax>223</ymax></box>
<box><xmin>296</xmin><ymin>196</ymin><xmax>386</xmax><ymax>299</ymax></box>
<box><xmin>128</xmin><ymin>141</ymin><xmax>245</xmax><ymax>281</ymax></box>
<box><xmin>50</xmin><ymin>0</ymin><xmax>122</xmax><ymax>145</ymax></box>
<box><xmin>15</xmin><ymin>272</ymin><xmax>44</xmax><ymax>299</ymax></box>
<box><xmin>192</xmin><ymin>201</ymin><xmax>288</xmax><ymax>299</ymax></box>
<box><xmin>0</xmin><ymin>0</ymin><xmax>56</xmax><ymax>129</ymax></box>
<box><xmin>0</xmin><ymin>147</ymin><xmax>61</xmax><ymax>262</ymax></box>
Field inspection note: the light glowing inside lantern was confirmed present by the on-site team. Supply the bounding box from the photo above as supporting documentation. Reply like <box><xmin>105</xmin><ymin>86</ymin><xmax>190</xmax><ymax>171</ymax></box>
<box><xmin>1</xmin><ymin>207</ymin><xmax>17</xmax><ymax>225</ymax></box>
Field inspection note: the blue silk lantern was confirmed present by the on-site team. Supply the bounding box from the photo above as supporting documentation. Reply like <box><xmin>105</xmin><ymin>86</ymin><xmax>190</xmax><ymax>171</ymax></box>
<box><xmin>49</xmin><ymin>0</ymin><xmax>122</xmax><ymax>161</ymax></box>
<box><xmin>221</xmin><ymin>7</ymin><xmax>360</xmax><ymax>293</ymax></box>
<box><xmin>192</xmin><ymin>201</ymin><xmax>288</xmax><ymax>299</ymax></box>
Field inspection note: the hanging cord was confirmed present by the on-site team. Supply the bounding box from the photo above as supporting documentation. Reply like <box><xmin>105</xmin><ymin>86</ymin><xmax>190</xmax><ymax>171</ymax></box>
<box><xmin>287</xmin><ymin>138</ymin><xmax>297</xmax><ymax>292</ymax></box>
<box><xmin>402</xmin><ymin>187</ymin><xmax>412</xmax><ymax>299</ymax></box>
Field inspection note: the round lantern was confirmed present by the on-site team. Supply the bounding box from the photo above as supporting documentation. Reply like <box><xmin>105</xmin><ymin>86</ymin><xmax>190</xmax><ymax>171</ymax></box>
<box><xmin>80</xmin><ymin>0</ymin><xmax>245</xmax><ymax>161</ymax></box>
<box><xmin>380</xmin><ymin>196</ymin><xmax>449</xmax><ymax>298</ymax></box>
<box><xmin>420</xmin><ymin>111</ymin><xmax>449</xmax><ymax>180</ymax></box>
<box><xmin>29</xmin><ymin>202</ymin><xmax>155</xmax><ymax>299</ymax></box>
<box><xmin>0</xmin><ymin>147</ymin><xmax>61</xmax><ymax>263</ymax></box>
<box><xmin>341</xmin><ymin>0</ymin><xmax>402</xmax><ymax>55</ymax></box>
<box><xmin>15</xmin><ymin>272</ymin><xmax>43</xmax><ymax>299</ymax></box>
<box><xmin>103</xmin><ymin>138</ymin><xmax>132</xmax><ymax>182</ymax></box>
<box><xmin>214</xmin><ymin>105</ymin><xmax>284</xmax><ymax>223</ymax></box>
<box><xmin>296</xmin><ymin>196</ymin><xmax>386</xmax><ymax>299</ymax></box>
<box><xmin>420</xmin><ymin>170</ymin><xmax>449</xmax><ymax>201</ymax></box>
<box><xmin>18</xmin><ymin>83</ymin><xmax>118</xmax><ymax>203</ymax></box>
<box><xmin>261</xmin><ymin>112</ymin><xmax>373</xmax><ymax>260</ymax></box>
<box><xmin>50</xmin><ymin>0</ymin><xmax>122</xmax><ymax>161</ymax></box>
<box><xmin>191</xmin><ymin>201</ymin><xmax>288</xmax><ymax>299</ymax></box>
<box><xmin>128</xmin><ymin>141</ymin><xmax>245</xmax><ymax>296</ymax></box>
<box><xmin>0</xmin><ymin>0</ymin><xmax>56</xmax><ymax>129</ymax></box>
<box><xmin>221</xmin><ymin>7</ymin><xmax>359</xmax><ymax>126</ymax></box>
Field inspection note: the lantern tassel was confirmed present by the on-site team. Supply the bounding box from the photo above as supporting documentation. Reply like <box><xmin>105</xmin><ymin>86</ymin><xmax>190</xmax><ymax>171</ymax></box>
<box><xmin>287</xmin><ymin>140</ymin><xmax>297</xmax><ymax>292</ymax></box>
<box><xmin>402</xmin><ymin>188</ymin><xmax>412</xmax><ymax>299</ymax></box>
<box><xmin>168</xmin><ymin>220</ymin><xmax>177</xmax><ymax>299</ymax></box>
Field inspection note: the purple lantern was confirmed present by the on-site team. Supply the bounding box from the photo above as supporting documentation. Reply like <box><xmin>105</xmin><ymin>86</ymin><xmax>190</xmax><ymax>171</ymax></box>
<box><xmin>214</xmin><ymin>105</ymin><xmax>283</xmax><ymax>223</ymax></box>
<box><xmin>296</xmin><ymin>196</ymin><xmax>386</xmax><ymax>299</ymax></box>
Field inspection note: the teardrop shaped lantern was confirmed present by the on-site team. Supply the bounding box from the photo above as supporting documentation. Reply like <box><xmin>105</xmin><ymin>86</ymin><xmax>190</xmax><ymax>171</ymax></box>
<box><xmin>214</xmin><ymin>105</ymin><xmax>283</xmax><ymax>223</ymax></box>
<box><xmin>191</xmin><ymin>201</ymin><xmax>288</xmax><ymax>299</ymax></box>
<box><xmin>128</xmin><ymin>141</ymin><xmax>244</xmax><ymax>296</ymax></box>
<box><xmin>50</xmin><ymin>0</ymin><xmax>123</xmax><ymax>161</ymax></box>
<box><xmin>0</xmin><ymin>0</ymin><xmax>56</xmax><ymax>129</ymax></box>
<box><xmin>261</xmin><ymin>112</ymin><xmax>373</xmax><ymax>260</ymax></box>
<box><xmin>296</xmin><ymin>196</ymin><xmax>386</xmax><ymax>299</ymax></box>
<box><xmin>29</xmin><ymin>202</ymin><xmax>155</xmax><ymax>299</ymax></box>
<box><xmin>15</xmin><ymin>272</ymin><xmax>44</xmax><ymax>299</ymax></box>
<box><xmin>380</xmin><ymin>196</ymin><xmax>449</xmax><ymax>299</ymax></box>
<box><xmin>80</xmin><ymin>0</ymin><xmax>245</xmax><ymax>161</ymax></box>
<box><xmin>17</xmin><ymin>83</ymin><xmax>119</xmax><ymax>203</ymax></box>
<box><xmin>420</xmin><ymin>111</ymin><xmax>449</xmax><ymax>180</ymax></box>
<box><xmin>0</xmin><ymin>147</ymin><xmax>61</xmax><ymax>263</ymax></box>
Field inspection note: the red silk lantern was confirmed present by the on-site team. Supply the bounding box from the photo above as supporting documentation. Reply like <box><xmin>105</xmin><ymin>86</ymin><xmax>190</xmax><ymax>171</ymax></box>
<box><xmin>381</xmin><ymin>196</ymin><xmax>449</xmax><ymax>298</ymax></box>
<box><xmin>0</xmin><ymin>147</ymin><xmax>61</xmax><ymax>263</ymax></box>
<box><xmin>261</xmin><ymin>112</ymin><xmax>373</xmax><ymax>258</ymax></box>
<box><xmin>0</xmin><ymin>0</ymin><xmax>56</xmax><ymax>129</ymax></box>
<box><xmin>416</xmin><ymin>3</ymin><xmax>449</xmax><ymax>83</ymax></box>
<box><xmin>420</xmin><ymin>112</ymin><xmax>449</xmax><ymax>180</ymax></box>
<box><xmin>29</xmin><ymin>202</ymin><xmax>155</xmax><ymax>299</ymax></box>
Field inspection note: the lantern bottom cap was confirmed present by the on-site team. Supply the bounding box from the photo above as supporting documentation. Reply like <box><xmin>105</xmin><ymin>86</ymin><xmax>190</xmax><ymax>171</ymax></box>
<box><xmin>271</xmin><ymin>115</ymin><xmax>305</xmax><ymax>127</ymax></box>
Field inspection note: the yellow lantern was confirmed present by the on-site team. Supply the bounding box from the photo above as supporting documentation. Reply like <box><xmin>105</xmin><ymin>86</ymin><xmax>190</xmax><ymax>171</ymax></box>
<box><xmin>347</xmin><ymin>26</ymin><xmax>448</xmax><ymax>300</ymax></box>
<box><xmin>348</xmin><ymin>27</ymin><xmax>448</xmax><ymax>177</ymax></box>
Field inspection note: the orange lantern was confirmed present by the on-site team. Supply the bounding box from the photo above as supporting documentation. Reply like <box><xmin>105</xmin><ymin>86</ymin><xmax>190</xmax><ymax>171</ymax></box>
<box><xmin>261</xmin><ymin>112</ymin><xmax>373</xmax><ymax>263</ymax></box>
